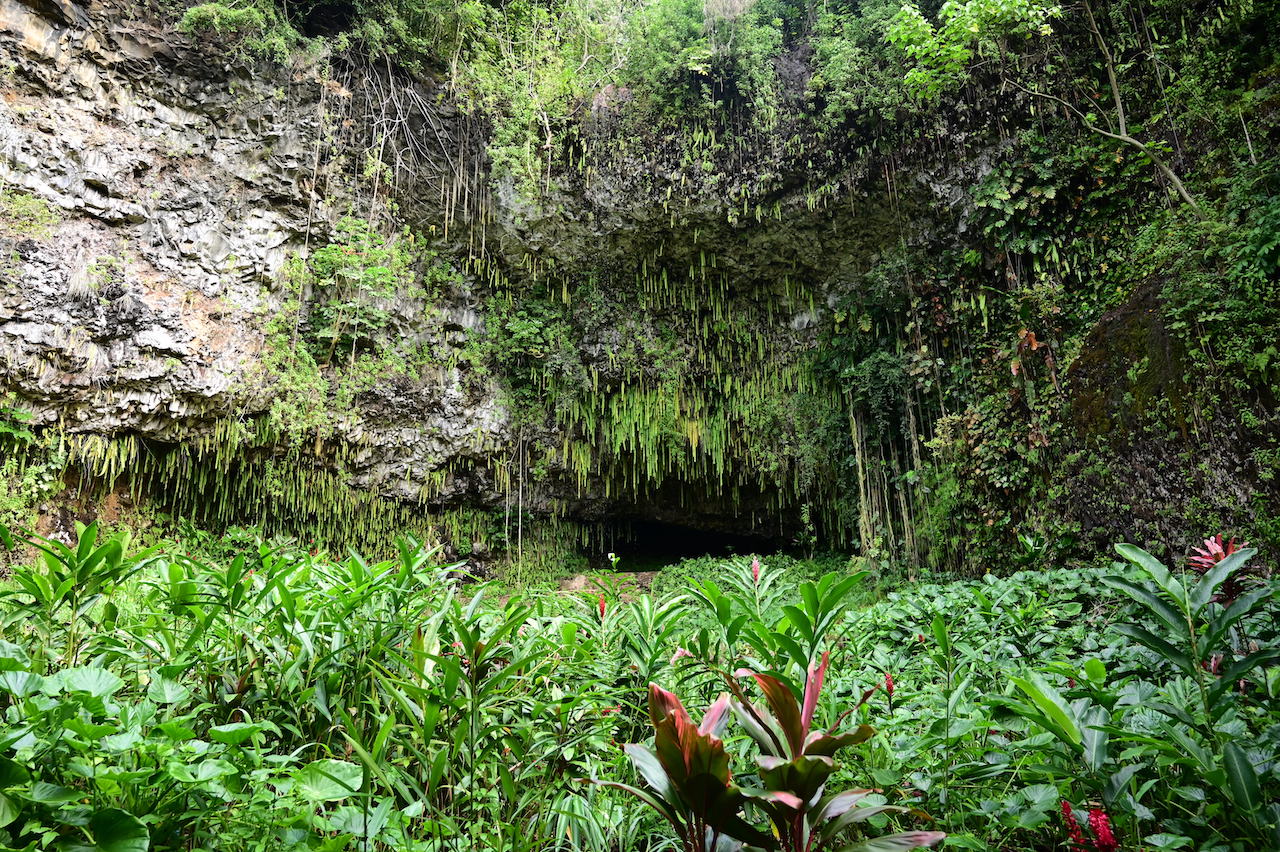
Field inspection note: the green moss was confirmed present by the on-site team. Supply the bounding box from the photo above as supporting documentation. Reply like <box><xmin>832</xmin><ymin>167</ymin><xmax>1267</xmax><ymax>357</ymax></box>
<box><xmin>0</xmin><ymin>191</ymin><xmax>60</xmax><ymax>239</ymax></box>
<box><xmin>179</xmin><ymin>0</ymin><xmax>303</xmax><ymax>61</ymax></box>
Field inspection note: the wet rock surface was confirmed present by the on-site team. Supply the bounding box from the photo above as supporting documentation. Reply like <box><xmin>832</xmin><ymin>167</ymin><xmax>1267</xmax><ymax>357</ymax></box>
<box><xmin>0</xmin><ymin>0</ymin><xmax>510</xmax><ymax>508</ymax></box>
<box><xmin>0</xmin><ymin>0</ymin><xmax>911</xmax><ymax>533</ymax></box>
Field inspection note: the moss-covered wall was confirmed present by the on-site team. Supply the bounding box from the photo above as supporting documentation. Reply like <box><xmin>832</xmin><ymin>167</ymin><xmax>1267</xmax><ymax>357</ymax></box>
<box><xmin>3</xmin><ymin>0</ymin><xmax>1280</xmax><ymax>576</ymax></box>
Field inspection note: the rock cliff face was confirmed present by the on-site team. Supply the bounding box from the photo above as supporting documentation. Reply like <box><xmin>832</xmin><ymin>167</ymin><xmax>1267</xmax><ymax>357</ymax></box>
<box><xmin>5</xmin><ymin>0</ymin><xmax>1271</xmax><ymax>566</ymax></box>
<box><xmin>0</xmin><ymin>0</ymin><xmax>515</xmax><ymax>521</ymax></box>
<box><xmin>0</xmin><ymin>0</ymin><xmax>935</xmax><ymax>548</ymax></box>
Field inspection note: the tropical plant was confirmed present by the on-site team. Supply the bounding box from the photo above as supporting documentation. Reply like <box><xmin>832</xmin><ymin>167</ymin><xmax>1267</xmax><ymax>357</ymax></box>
<box><xmin>1106</xmin><ymin>542</ymin><xmax>1278</xmax><ymax>733</ymax></box>
<box><xmin>598</xmin><ymin>683</ymin><xmax>770</xmax><ymax>851</ymax></box>
<box><xmin>597</xmin><ymin>661</ymin><xmax>945</xmax><ymax>852</ymax></box>
<box><xmin>1102</xmin><ymin>543</ymin><xmax>1280</xmax><ymax>845</ymax></box>
<box><xmin>725</xmin><ymin>653</ymin><xmax>946</xmax><ymax>852</ymax></box>
<box><xmin>0</xmin><ymin>522</ymin><xmax>154</xmax><ymax>665</ymax></box>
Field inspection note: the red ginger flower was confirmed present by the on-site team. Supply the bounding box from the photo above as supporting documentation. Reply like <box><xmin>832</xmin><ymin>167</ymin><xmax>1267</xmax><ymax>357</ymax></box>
<box><xmin>1061</xmin><ymin>801</ymin><xmax>1086</xmax><ymax>848</ymax></box>
<box><xmin>750</xmin><ymin>557</ymin><xmax>761</xmax><ymax>584</ymax></box>
<box><xmin>597</xmin><ymin>594</ymin><xmax>606</xmax><ymax>619</ymax></box>
<box><xmin>1188</xmin><ymin>534</ymin><xmax>1243</xmax><ymax>571</ymax></box>
<box><xmin>1188</xmin><ymin>534</ymin><xmax>1258</xmax><ymax>605</ymax></box>
<box><xmin>884</xmin><ymin>672</ymin><xmax>895</xmax><ymax>697</ymax></box>
<box><xmin>1088</xmin><ymin>809</ymin><xmax>1118</xmax><ymax>852</ymax></box>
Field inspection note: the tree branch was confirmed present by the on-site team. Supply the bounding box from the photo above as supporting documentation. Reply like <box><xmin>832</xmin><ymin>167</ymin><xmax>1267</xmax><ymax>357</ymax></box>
<box><xmin>1082</xmin><ymin>0</ymin><xmax>1127</xmax><ymax>137</ymax></box>
<box><xmin>1006</xmin><ymin>79</ymin><xmax>1205</xmax><ymax>219</ymax></box>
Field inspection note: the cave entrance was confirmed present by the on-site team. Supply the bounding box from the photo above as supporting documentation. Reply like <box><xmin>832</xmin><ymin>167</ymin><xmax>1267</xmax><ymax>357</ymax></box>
<box><xmin>595</xmin><ymin>519</ymin><xmax>788</xmax><ymax>573</ymax></box>
<box><xmin>293</xmin><ymin>0</ymin><xmax>358</xmax><ymax>37</ymax></box>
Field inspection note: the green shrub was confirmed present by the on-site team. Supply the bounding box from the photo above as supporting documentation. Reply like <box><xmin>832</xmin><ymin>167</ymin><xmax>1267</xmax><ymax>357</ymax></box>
<box><xmin>304</xmin><ymin>217</ymin><xmax>421</xmax><ymax>365</ymax></box>
<box><xmin>179</xmin><ymin>0</ymin><xmax>301</xmax><ymax>61</ymax></box>
<box><xmin>623</xmin><ymin>0</ymin><xmax>783</xmax><ymax>122</ymax></box>
<box><xmin>0</xmin><ymin>191</ymin><xmax>59</xmax><ymax>239</ymax></box>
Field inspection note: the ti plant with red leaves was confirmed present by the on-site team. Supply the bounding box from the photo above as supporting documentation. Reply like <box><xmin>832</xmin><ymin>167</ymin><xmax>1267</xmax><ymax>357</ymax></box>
<box><xmin>591</xmin><ymin>683</ymin><xmax>774</xmax><ymax>852</ymax></box>
<box><xmin>593</xmin><ymin>661</ymin><xmax>945</xmax><ymax>852</ymax></box>
<box><xmin>724</xmin><ymin>652</ymin><xmax>946</xmax><ymax>852</ymax></box>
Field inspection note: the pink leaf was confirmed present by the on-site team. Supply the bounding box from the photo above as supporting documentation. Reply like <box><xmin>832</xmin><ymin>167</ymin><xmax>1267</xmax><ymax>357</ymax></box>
<box><xmin>801</xmin><ymin>651</ymin><xmax>830</xmax><ymax>735</ymax></box>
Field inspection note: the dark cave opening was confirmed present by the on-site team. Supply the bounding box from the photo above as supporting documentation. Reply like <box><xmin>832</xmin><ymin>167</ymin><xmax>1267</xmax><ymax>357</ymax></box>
<box><xmin>590</xmin><ymin>519</ymin><xmax>790</xmax><ymax>572</ymax></box>
<box><xmin>293</xmin><ymin>0</ymin><xmax>358</xmax><ymax>37</ymax></box>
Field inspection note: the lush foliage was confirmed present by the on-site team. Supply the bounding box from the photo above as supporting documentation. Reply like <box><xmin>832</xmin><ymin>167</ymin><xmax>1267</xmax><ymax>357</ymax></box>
<box><xmin>1</xmin><ymin>521</ymin><xmax>1277</xmax><ymax>850</ymax></box>
<box><xmin>153</xmin><ymin>0</ymin><xmax>1280</xmax><ymax>581</ymax></box>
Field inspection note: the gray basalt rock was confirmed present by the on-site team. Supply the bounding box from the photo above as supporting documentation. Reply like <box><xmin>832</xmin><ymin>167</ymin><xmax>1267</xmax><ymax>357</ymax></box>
<box><xmin>0</xmin><ymin>0</ymin><xmax>511</xmax><ymax>512</ymax></box>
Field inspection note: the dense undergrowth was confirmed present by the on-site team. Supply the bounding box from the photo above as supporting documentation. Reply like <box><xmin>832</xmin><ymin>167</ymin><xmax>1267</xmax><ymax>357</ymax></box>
<box><xmin>0</xmin><ymin>523</ymin><xmax>1276</xmax><ymax>851</ymax></box>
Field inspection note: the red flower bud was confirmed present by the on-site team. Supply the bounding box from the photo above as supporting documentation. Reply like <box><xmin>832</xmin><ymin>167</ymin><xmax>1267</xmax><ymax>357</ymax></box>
<box><xmin>1088</xmin><ymin>809</ymin><xmax>1118</xmax><ymax>852</ymax></box>
<box><xmin>598</xmin><ymin>594</ymin><xmax>606</xmax><ymax>619</ymax></box>
<box><xmin>1061</xmin><ymin>801</ymin><xmax>1085</xmax><ymax>847</ymax></box>
<box><xmin>884</xmin><ymin>672</ymin><xmax>895</xmax><ymax>697</ymax></box>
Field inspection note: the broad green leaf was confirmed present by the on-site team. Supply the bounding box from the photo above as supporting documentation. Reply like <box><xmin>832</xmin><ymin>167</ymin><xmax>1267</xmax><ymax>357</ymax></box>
<box><xmin>88</xmin><ymin>807</ymin><xmax>150</xmax><ymax>852</ymax></box>
<box><xmin>1161</xmin><ymin>724</ymin><xmax>1214</xmax><ymax>772</ymax></box>
<box><xmin>0</xmin><ymin>640</ymin><xmax>29</xmax><ymax>672</ymax></box>
<box><xmin>76</xmin><ymin>522</ymin><xmax>98</xmax><ymax>562</ymax></box>
<box><xmin>1113</xmin><ymin>544</ymin><xmax>1182</xmax><ymax>602</ymax></box>
<box><xmin>1208</xmin><ymin>650</ymin><xmax>1280</xmax><ymax>707</ymax></box>
<box><xmin>1009</xmin><ymin>673</ymin><xmax>1080</xmax><ymax>747</ymax></box>
<box><xmin>1082</xmin><ymin>658</ymin><xmax>1106</xmax><ymax>686</ymax></box>
<box><xmin>0</xmin><ymin>757</ymin><xmax>30</xmax><ymax>788</ymax></box>
<box><xmin>25</xmin><ymin>781</ymin><xmax>80</xmax><ymax>803</ymax></box>
<box><xmin>59</xmin><ymin>667</ymin><xmax>125</xmax><ymax>699</ymax></box>
<box><xmin>154</xmin><ymin>721</ymin><xmax>196</xmax><ymax>741</ymax></box>
<box><xmin>1190</xmin><ymin>548</ymin><xmax>1255</xmax><ymax>611</ymax></box>
<box><xmin>1100</xmin><ymin>578</ymin><xmax>1187</xmax><ymax>639</ymax></box>
<box><xmin>1081</xmin><ymin>705</ymin><xmax>1109</xmax><ymax>773</ymax></box>
<box><xmin>65</xmin><ymin>719</ymin><xmax>118</xmax><ymax>741</ymax></box>
<box><xmin>191</xmin><ymin>759</ymin><xmax>237</xmax><ymax>783</ymax></box>
<box><xmin>1143</xmin><ymin>833</ymin><xmax>1194</xmax><ymax>849</ymax></box>
<box><xmin>1204</xmin><ymin>586</ymin><xmax>1275</xmax><ymax>652</ymax></box>
<box><xmin>295</xmin><ymin>759</ymin><xmax>362</xmax><ymax>801</ymax></box>
<box><xmin>145</xmin><ymin>678</ymin><xmax>191</xmax><ymax>705</ymax></box>
<box><xmin>822</xmin><ymin>803</ymin><xmax>910</xmax><ymax>840</ymax></box>
<box><xmin>1223</xmin><ymin>742</ymin><xmax>1260</xmax><ymax>812</ymax></box>
<box><xmin>1021</xmin><ymin>783</ymin><xmax>1059</xmax><ymax>811</ymax></box>
<box><xmin>1104</xmin><ymin>764</ymin><xmax>1143</xmax><ymax>806</ymax></box>
<box><xmin>208</xmin><ymin>722</ymin><xmax>266</xmax><ymax>745</ymax></box>
<box><xmin>0</xmin><ymin>671</ymin><xmax>42</xmax><ymax>697</ymax></box>
<box><xmin>0</xmin><ymin>791</ymin><xmax>16</xmax><ymax>828</ymax></box>
<box><xmin>1112</xmin><ymin>625</ymin><xmax>1195</xmax><ymax>675</ymax></box>
<box><xmin>931</xmin><ymin>615</ymin><xmax>951</xmax><ymax>657</ymax></box>
<box><xmin>624</xmin><ymin>744</ymin><xmax>673</xmax><ymax>799</ymax></box>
